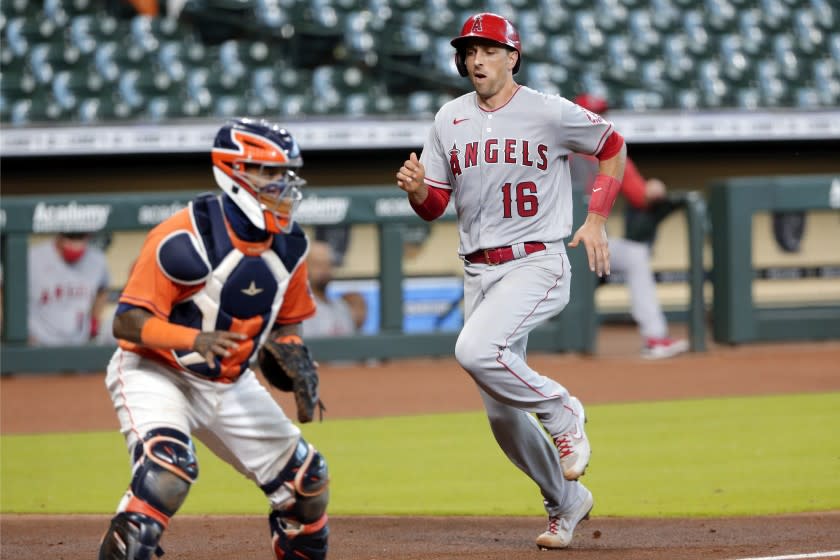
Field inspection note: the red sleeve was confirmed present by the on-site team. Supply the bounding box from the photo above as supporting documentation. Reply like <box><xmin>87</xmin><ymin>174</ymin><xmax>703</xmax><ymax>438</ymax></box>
<box><xmin>596</xmin><ymin>131</ymin><xmax>624</xmax><ymax>161</ymax></box>
<box><xmin>275</xmin><ymin>260</ymin><xmax>317</xmax><ymax>324</ymax></box>
<box><xmin>410</xmin><ymin>186</ymin><xmax>451</xmax><ymax>221</ymax></box>
<box><xmin>621</xmin><ymin>158</ymin><xmax>648</xmax><ymax>209</ymax></box>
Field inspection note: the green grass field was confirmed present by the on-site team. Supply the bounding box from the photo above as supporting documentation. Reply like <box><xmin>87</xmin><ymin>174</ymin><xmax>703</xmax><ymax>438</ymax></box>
<box><xmin>2</xmin><ymin>392</ymin><xmax>839</xmax><ymax>517</ymax></box>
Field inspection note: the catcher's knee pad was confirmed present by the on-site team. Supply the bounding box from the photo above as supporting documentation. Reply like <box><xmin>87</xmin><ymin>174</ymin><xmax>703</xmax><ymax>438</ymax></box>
<box><xmin>262</xmin><ymin>437</ymin><xmax>329</xmax><ymax>559</ymax></box>
<box><xmin>128</xmin><ymin>428</ymin><xmax>199</xmax><ymax>521</ymax></box>
<box><xmin>262</xmin><ymin>437</ymin><xmax>329</xmax><ymax>522</ymax></box>
<box><xmin>98</xmin><ymin>511</ymin><xmax>165</xmax><ymax>560</ymax></box>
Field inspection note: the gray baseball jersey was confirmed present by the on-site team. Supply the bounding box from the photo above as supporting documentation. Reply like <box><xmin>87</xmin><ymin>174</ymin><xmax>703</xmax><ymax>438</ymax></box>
<box><xmin>28</xmin><ymin>239</ymin><xmax>110</xmax><ymax>345</ymax></box>
<box><xmin>420</xmin><ymin>85</ymin><xmax>614</xmax><ymax>255</ymax></box>
<box><xmin>417</xmin><ymin>85</ymin><xmax>615</xmax><ymax>518</ymax></box>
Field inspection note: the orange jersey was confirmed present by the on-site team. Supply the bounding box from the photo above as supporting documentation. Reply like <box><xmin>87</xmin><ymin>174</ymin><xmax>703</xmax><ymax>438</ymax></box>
<box><xmin>118</xmin><ymin>194</ymin><xmax>315</xmax><ymax>382</ymax></box>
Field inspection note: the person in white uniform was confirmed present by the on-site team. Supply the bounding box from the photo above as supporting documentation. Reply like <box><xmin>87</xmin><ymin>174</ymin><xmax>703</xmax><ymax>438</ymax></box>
<box><xmin>396</xmin><ymin>13</ymin><xmax>627</xmax><ymax>550</ymax></box>
<box><xmin>28</xmin><ymin>232</ymin><xmax>110</xmax><ymax>346</ymax></box>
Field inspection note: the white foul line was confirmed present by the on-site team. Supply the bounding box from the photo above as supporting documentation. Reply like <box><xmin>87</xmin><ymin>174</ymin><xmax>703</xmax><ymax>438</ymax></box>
<box><xmin>730</xmin><ymin>552</ymin><xmax>840</xmax><ymax>560</ymax></box>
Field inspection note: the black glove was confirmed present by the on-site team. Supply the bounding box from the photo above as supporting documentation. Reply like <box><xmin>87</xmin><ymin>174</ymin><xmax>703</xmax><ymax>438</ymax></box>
<box><xmin>258</xmin><ymin>339</ymin><xmax>325</xmax><ymax>423</ymax></box>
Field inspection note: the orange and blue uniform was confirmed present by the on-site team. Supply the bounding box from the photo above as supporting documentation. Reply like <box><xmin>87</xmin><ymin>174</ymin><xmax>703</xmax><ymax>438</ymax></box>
<box><xmin>117</xmin><ymin>193</ymin><xmax>315</xmax><ymax>382</ymax></box>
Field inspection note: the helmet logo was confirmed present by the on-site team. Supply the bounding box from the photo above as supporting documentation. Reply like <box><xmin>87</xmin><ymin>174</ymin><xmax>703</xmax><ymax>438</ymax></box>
<box><xmin>471</xmin><ymin>15</ymin><xmax>483</xmax><ymax>33</ymax></box>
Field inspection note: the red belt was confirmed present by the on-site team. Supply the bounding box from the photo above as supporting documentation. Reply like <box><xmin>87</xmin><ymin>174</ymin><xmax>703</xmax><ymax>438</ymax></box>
<box><xmin>464</xmin><ymin>242</ymin><xmax>547</xmax><ymax>265</ymax></box>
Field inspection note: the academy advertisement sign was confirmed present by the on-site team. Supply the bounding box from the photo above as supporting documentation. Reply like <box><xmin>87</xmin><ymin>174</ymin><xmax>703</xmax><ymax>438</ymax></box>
<box><xmin>32</xmin><ymin>202</ymin><xmax>112</xmax><ymax>233</ymax></box>
<box><xmin>138</xmin><ymin>202</ymin><xmax>188</xmax><ymax>225</ymax></box>
<box><xmin>296</xmin><ymin>195</ymin><xmax>351</xmax><ymax>225</ymax></box>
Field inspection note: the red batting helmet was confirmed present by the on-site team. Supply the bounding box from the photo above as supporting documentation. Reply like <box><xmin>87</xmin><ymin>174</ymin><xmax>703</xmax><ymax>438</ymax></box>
<box><xmin>574</xmin><ymin>93</ymin><xmax>610</xmax><ymax>115</ymax></box>
<box><xmin>451</xmin><ymin>12</ymin><xmax>521</xmax><ymax>77</ymax></box>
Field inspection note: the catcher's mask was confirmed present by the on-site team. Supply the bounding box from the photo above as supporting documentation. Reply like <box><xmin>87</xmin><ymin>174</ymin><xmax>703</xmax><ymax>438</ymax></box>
<box><xmin>451</xmin><ymin>12</ymin><xmax>522</xmax><ymax>77</ymax></box>
<box><xmin>212</xmin><ymin>118</ymin><xmax>305</xmax><ymax>234</ymax></box>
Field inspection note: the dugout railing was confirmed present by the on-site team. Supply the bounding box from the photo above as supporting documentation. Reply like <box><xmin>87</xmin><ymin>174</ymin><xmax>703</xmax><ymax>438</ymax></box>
<box><xmin>0</xmin><ymin>186</ymin><xmax>707</xmax><ymax>374</ymax></box>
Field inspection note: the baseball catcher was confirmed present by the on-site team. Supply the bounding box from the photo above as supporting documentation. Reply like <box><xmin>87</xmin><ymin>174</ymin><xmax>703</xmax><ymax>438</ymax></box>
<box><xmin>98</xmin><ymin>118</ymin><xmax>330</xmax><ymax>560</ymax></box>
<box><xmin>259</xmin><ymin>333</ymin><xmax>325</xmax><ymax>423</ymax></box>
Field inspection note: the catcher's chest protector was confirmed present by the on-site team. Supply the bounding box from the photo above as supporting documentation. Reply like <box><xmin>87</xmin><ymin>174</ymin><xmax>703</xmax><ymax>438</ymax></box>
<box><xmin>159</xmin><ymin>195</ymin><xmax>308</xmax><ymax>380</ymax></box>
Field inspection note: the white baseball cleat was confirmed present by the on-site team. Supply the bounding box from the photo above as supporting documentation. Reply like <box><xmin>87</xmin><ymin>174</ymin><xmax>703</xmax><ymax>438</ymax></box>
<box><xmin>553</xmin><ymin>396</ymin><xmax>591</xmax><ymax>481</ymax></box>
<box><xmin>536</xmin><ymin>485</ymin><xmax>594</xmax><ymax>550</ymax></box>
<box><xmin>642</xmin><ymin>337</ymin><xmax>689</xmax><ymax>360</ymax></box>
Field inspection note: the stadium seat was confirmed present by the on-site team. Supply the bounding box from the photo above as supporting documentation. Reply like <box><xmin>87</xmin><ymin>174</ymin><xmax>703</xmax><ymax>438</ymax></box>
<box><xmin>605</xmin><ymin>36</ymin><xmax>638</xmax><ymax>83</ymax></box>
<box><xmin>405</xmin><ymin>90</ymin><xmax>440</xmax><ymax>117</ymax></box>
<box><xmin>76</xmin><ymin>94</ymin><xmax>136</xmax><ymax>123</ymax></box>
<box><xmin>627</xmin><ymin>11</ymin><xmax>660</xmax><ymax>58</ymax></box>
<box><xmin>756</xmin><ymin>59</ymin><xmax>790</xmax><ymax>106</ymax></box>
<box><xmin>734</xmin><ymin>86</ymin><xmax>762</xmax><ymax>109</ymax></box>
<box><xmin>522</xmin><ymin>62</ymin><xmax>569</xmax><ymax>96</ymax></box>
<box><xmin>696</xmin><ymin>60</ymin><xmax>729</xmax><ymax>107</ymax></box>
<box><xmin>3</xmin><ymin>17</ymin><xmax>32</xmax><ymax>61</ymax></box>
<box><xmin>737</xmin><ymin>9</ymin><xmax>767</xmax><ymax>55</ymax></box>
<box><xmin>760</xmin><ymin>0</ymin><xmax>792</xmax><ymax>32</ymax></box>
<box><xmin>704</xmin><ymin>0</ymin><xmax>738</xmax><ymax>32</ymax></box>
<box><xmin>791</xmin><ymin>9</ymin><xmax>824</xmax><ymax>56</ymax></box>
<box><xmin>515</xmin><ymin>9</ymin><xmax>547</xmax><ymax>58</ymax></box>
<box><xmin>682</xmin><ymin>10</ymin><xmax>711</xmax><ymax>56</ymax></box>
<box><xmin>794</xmin><ymin>86</ymin><xmax>822</xmax><ymax>109</ymax></box>
<box><xmin>534</xmin><ymin>0</ymin><xmax>570</xmax><ymax>34</ymax></box>
<box><xmin>808</xmin><ymin>0</ymin><xmax>835</xmax><ymax>31</ymax></box>
<box><xmin>622</xmin><ymin>89</ymin><xmax>666</xmax><ymax>111</ymax></box>
<box><xmin>571</xmin><ymin>11</ymin><xmax>606</xmax><ymax>60</ymax></box>
<box><xmin>811</xmin><ymin>59</ymin><xmax>840</xmax><ymax>106</ymax></box>
<box><xmin>649</xmin><ymin>0</ymin><xmax>681</xmax><ymax>33</ymax></box>
<box><xmin>278</xmin><ymin>92</ymin><xmax>313</xmax><ymax>117</ymax></box>
<box><xmin>9</xmin><ymin>92</ymin><xmax>65</xmax><ymax>124</ymax></box>
<box><xmin>592</xmin><ymin>0</ymin><xmax>628</xmax><ymax>33</ymax></box>
<box><xmin>830</xmin><ymin>33</ymin><xmax>840</xmax><ymax>73</ymax></box>
<box><xmin>144</xmin><ymin>93</ymin><xmax>186</xmax><ymax>120</ymax></box>
<box><xmin>718</xmin><ymin>34</ymin><xmax>750</xmax><ymax>84</ymax></box>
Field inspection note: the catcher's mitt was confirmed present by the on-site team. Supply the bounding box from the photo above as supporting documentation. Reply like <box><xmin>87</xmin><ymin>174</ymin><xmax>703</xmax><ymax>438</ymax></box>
<box><xmin>259</xmin><ymin>337</ymin><xmax>325</xmax><ymax>423</ymax></box>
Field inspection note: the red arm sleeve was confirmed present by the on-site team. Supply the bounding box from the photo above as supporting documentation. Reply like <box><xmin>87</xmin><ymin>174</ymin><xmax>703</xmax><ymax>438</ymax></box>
<box><xmin>596</xmin><ymin>131</ymin><xmax>624</xmax><ymax>161</ymax></box>
<box><xmin>621</xmin><ymin>158</ymin><xmax>648</xmax><ymax>209</ymax></box>
<box><xmin>410</xmin><ymin>186</ymin><xmax>451</xmax><ymax>221</ymax></box>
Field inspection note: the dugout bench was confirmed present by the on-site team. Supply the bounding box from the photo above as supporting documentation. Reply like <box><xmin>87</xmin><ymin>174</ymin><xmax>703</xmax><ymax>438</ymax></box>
<box><xmin>0</xmin><ymin>186</ymin><xmax>707</xmax><ymax>374</ymax></box>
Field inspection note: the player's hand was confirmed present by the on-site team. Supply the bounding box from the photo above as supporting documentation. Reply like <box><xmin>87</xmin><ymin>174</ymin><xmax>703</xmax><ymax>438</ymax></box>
<box><xmin>645</xmin><ymin>178</ymin><xmax>667</xmax><ymax>203</ymax></box>
<box><xmin>396</xmin><ymin>152</ymin><xmax>428</xmax><ymax>203</ymax></box>
<box><xmin>194</xmin><ymin>331</ymin><xmax>248</xmax><ymax>366</ymax></box>
<box><xmin>569</xmin><ymin>214</ymin><xmax>610</xmax><ymax>277</ymax></box>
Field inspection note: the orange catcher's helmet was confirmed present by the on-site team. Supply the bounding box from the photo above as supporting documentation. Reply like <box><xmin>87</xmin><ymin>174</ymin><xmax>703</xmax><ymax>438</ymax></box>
<box><xmin>451</xmin><ymin>12</ymin><xmax>521</xmax><ymax>77</ymax></box>
<box><xmin>211</xmin><ymin>118</ymin><xmax>306</xmax><ymax>234</ymax></box>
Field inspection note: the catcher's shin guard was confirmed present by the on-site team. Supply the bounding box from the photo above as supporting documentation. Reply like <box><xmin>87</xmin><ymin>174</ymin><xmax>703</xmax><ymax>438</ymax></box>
<box><xmin>100</xmin><ymin>428</ymin><xmax>199</xmax><ymax>559</ymax></box>
<box><xmin>269</xmin><ymin>510</ymin><xmax>329</xmax><ymax>560</ymax></box>
<box><xmin>262</xmin><ymin>437</ymin><xmax>329</xmax><ymax>559</ymax></box>
<box><xmin>98</xmin><ymin>512</ymin><xmax>164</xmax><ymax>560</ymax></box>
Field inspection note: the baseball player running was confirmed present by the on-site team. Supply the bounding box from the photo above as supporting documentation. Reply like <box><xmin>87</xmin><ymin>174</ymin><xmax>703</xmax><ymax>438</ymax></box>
<box><xmin>396</xmin><ymin>13</ymin><xmax>626</xmax><ymax>549</ymax></box>
<box><xmin>98</xmin><ymin>118</ymin><xmax>329</xmax><ymax>560</ymax></box>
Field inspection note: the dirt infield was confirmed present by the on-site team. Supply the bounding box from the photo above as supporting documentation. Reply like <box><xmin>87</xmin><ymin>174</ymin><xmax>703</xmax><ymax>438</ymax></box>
<box><xmin>2</xmin><ymin>325</ymin><xmax>840</xmax><ymax>559</ymax></box>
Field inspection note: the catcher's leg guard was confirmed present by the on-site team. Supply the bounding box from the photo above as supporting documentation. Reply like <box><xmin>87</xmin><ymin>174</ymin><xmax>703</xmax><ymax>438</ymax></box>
<box><xmin>99</xmin><ymin>428</ymin><xmax>199</xmax><ymax>560</ymax></box>
<box><xmin>98</xmin><ymin>512</ymin><xmax>164</xmax><ymax>560</ymax></box>
<box><xmin>262</xmin><ymin>437</ymin><xmax>329</xmax><ymax>560</ymax></box>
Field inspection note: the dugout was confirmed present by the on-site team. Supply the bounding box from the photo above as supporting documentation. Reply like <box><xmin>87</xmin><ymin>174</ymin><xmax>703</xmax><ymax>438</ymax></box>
<box><xmin>709</xmin><ymin>174</ymin><xmax>840</xmax><ymax>344</ymax></box>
